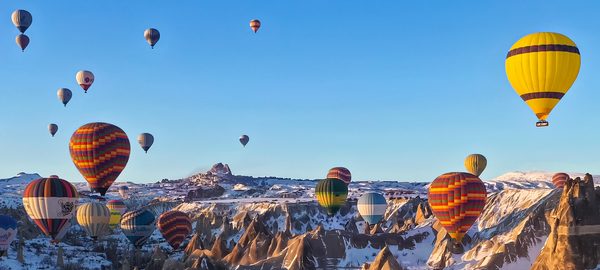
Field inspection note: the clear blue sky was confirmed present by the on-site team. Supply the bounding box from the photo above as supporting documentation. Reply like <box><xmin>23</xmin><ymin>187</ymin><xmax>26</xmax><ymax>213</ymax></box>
<box><xmin>1</xmin><ymin>1</ymin><xmax>599</xmax><ymax>183</ymax></box>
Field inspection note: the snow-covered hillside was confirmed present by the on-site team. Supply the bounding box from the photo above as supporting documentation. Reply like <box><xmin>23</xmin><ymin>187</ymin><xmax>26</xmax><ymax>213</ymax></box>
<box><xmin>0</xmin><ymin>167</ymin><xmax>596</xmax><ymax>270</ymax></box>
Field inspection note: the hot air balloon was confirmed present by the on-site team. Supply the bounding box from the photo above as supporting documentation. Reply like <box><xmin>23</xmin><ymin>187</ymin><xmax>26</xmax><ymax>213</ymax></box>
<box><xmin>69</xmin><ymin>122</ymin><xmax>131</xmax><ymax>196</ymax></box>
<box><xmin>108</xmin><ymin>209</ymin><xmax>122</xmax><ymax>230</ymax></box>
<box><xmin>77</xmin><ymin>202</ymin><xmax>111</xmax><ymax>240</ymax></box>
<box><xmin>16</xmin><ymin>34</ymin><xmax>29</xmax><ymax>52</ymax></box>
<box><xmin>12</xmin><ymin>10</ymin><xmax>32</xmax><ymax>33</ymax></box>
<box><xmin>138</xmin><ymin>133</ymin><xmax>154</xmax><ymax>153</ymax></box>
<box><xmin>428</xmin><ymin>172</ymin><xmax>486</xmax><ymax>243</ymax></box>
<box><xmin>49</xmin><ymin>175</ymin><xmax>59</xmax><ymax>178</ymax></box>
<box><xmin>158</xmin><ymin>211</ymin><xmax>192</xmax><ymax>250</ymax></box>
<box><xmin>464</xmin><ymin>154</ymin><xmax>487</xmax><ymax>177</ymax></box>
<box><xmin>22</xmin><ymin>178</ymin><xmax>79</xmax><ymax>241</ymax></box>
<box><xmin>48</xmin><ymin>124</ymin><xmax>58</xmax><ymax>137</ymax></box>
<box><xmin>552</xmin><ymin>172</ymin><xmax>569</xmax><ymax>189</ymax></box>
<box><xmin>327</xmin><ymin>167</ymin><xmax>351</xmax><ymax>185</ymax></box>
<box><xmin>144</xmin><ymin>28</ymin><xmax>160</xmax><ymax>49</ymax></box>
<box><xmin>107</xmin><ymin>200</ymin><xmax>127</xmax><ymax>216</ymax></box>
<box><xmin>239</xmin><ymin>135</ymin><xmax>249</xmax><ymax>147</ymax></box>
<box><xmin>250</xmin><ymin>19</ymin><xmax>261</xmax><ymax>33</ymax></box>
<box><xmin>50</xmin><ymin>219</ymin><xmax>71</xmax><ymax>245</ymax></box>
<box><xmin>57</xmin><ymin>88</ymin><xmax>72</xmax><ymax>107</ymax></box>
<box><xmin>357</xmin><ymin>193</ymin><xmax>387</xmax><ymax>225</ymax></box>
<box><xmin>0</xmin><ymin>215</ymin><xmax>17</xmax><ymax>257</ymax></box>
<box><xmin>316</xmin><ymin>178</ymin><xmax>348</xmax><ymax>216</ymax></box>
<box><xmin>505</xmin><ymin>32</ymin><xmax>581</xmax><ymax>127</ymax></box>
<box><xmin>119</xmin><ymin>186</ymin><xmax>130</xmax><ymax>198</ymax></box>
<box><xmin>75</xmin><ymin>70</ymin><xmax>95</xmax><ymax>93</ymax></box>
<box><xmin>121</xmin><ymin>209</ymin><xmax>156</xmax><ymax>249</ymax></box>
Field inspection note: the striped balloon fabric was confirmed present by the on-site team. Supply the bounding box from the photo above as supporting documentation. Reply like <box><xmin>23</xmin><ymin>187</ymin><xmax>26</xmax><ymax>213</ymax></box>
<box><xmin>428</xmin><ymin>172</ymin><xmax>487</xmax><ymax>242</ymax></box>
<box><xmin>552</xmin><ymin>173</ymin><xmax>569</xmax><ymax>189</ymax></box>
<box><xmin>357</xmin><ymin>193</ymin><xmax>387</xmax><ymax>224</ymax></box>
<box><xmin>109</xmin><ymin>209</ymin><xmax>122</xmax><ymax>230</ymax></box>
<box><xmin>327</xmin><ymin>167</ymin><xmax>352</xmax><ymax>185</ymax></box>
<box><xmin>69</xmin><ymin>122</ymin><xmax>131</xmax><ymax>196</ymax></box>
<box><xmin>22</xmin><ymin>178</ymin><xmax>79</xmax><ymax>240</ymax></box>
<box><xmin>158</xmin><ymin>211</ymin><xmax>192</xmax><ymax>249</ymax></box>
<box><xmin>464</xmin><ymin>154</ymin><xmax>487</xmax><ymax>177</ymax></box>
<box><xmin>315</xmin><ymin>178</ymin><xmax>348</xmax><ymax>216</ymax></box>
<box><xmin>0</xmin><ymin>215</ymin><xmax>18</xmax><ymax>253</ymax></box>
<box><xmin>107</xmin><ymin>200</ymin><xmax>127</xmax><ymax>216</ymax></box>
<box><xmin>76</xmin><ymin>202</ymin><xmax>111</xmax><ymax>240</ymax></box>
<box><xmin>121</xmin><ymin>209</ymin><xmax>156</xmax><ymax>249</ymax></box>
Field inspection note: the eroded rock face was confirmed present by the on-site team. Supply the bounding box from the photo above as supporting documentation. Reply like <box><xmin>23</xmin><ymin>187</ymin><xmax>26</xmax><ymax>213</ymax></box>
<box><xmin>366</xmin><ymin>246</ymin><xmax>405</xmax><ymax>270</ymax></box>
<box><xmin>146</xmin><ymin>246</ymin><xmax>168</xmax><ymax>270</ymax></box>
<box><xmin>532</xmin><ymin>174</ymin><xmax>600</xmax><ymax>270</ymax></box>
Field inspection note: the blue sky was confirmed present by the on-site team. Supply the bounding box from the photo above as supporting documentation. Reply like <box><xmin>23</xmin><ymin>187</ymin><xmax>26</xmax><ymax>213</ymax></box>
<box><xmin>1</xmin><ymin>1</ymin><xmax>600</xmax><ymax>183</ymax></box>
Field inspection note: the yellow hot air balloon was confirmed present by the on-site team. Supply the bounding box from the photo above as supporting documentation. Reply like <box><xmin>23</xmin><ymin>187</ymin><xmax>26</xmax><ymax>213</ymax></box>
<box><xmin>465</xmin><ymin>154</ymin><xmax>487</xmax><ymax>176</ymax></box>
<box><xmin>505</xmin><ymin>32</ymin><xmax>581</xmax><ymax>127</ymax></box>
<box><xmin>76</xmin><ymin>202</ymin><xmax>111</xmax><ymax>240</ymax></box>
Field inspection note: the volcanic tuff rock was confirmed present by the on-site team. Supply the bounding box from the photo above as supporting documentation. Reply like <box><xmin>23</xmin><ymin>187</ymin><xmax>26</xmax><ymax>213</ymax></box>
<box><xmin>146</xmin><ymin>245</ymin><xmax>168</xmax><ymax>270</ymax></box>
<box><xmin>531</xmin><ymin>174</ymin><xmax>600</xmax><ymax>270</ymax></box>
<box><xmin>183</xmin><ymin>233</ymin><xmax>204</xmax><ymax>262</ymax></box>
<box><xmin>210</xmin><ymin>234</ymin><xmax>230</xmax><ymax>260</ymax></box>
<box><xmin>363</xmin><ymin>246</ymin><xmax>405</xmax><ymax>270</ymax></box>
<box><xmin>162</xmin><ymin>259</ymin><xmax>185</xmax><ymax>270</ymax></box>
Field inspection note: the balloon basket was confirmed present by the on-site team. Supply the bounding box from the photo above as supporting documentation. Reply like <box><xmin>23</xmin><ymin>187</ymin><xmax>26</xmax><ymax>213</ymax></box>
<box><xmin>536</xmin><ymin>120</ymin><xmax>549</xmax><ymax>127</ymax></box>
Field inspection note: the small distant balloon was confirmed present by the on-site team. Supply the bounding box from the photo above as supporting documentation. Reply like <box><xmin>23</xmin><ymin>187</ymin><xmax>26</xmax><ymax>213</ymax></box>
<box><xmin>107</xmin><ymin>200</ymin><xmax>127</xmax><ymax>216</ymax></box>
<box><xmin>138</xmin><ymin>133</ymin><xmax>154</xmax><ymax>153</ymax></box>
<box><xmin>49</xmin><ymin>175</ymin><xmax>59</xmax><ymax>178</ymax></box>
<box><xmin>0</xmin><ymin>215</ymin><xmax>18</xmax><ymax>254</ymax></box>
<box><xmin>327</xmin><ymin>167</ymin><xmax>351</xmax><ymax>185</ymax></box>
<box><xmin>552</xmin><ymin>173</ymin><xmax>569</xmax><ymax>189</ymax></box>
<box><xmin>315</xmin><ymin>178</ymin><xmax>348</xmax><ymax>216</ymax></box>
<box><xmin>48</xmin><ymin>124</ymin><xmax>58</xmax><ymax>137</ymax></box>
<box><xmin>464</xmin><ymin>154</ymin><xmax>487</xmax><ymax>177</ymax></box>
<box><xmin>239</xmin><ymin>135</ymin><xmax>249</xmax><ymax>147</ymax></box>
<box><xmin>250</xmin><ymin>19</ymin><xmax>261</xmax><ymax>33</ymax></box>
<box><xmin>357</xmin><ymin>192</ymin><xmax>387</xmax><ymax>225</ymax></box>
<box><xmin>77</xmin><ymin>202</ymin><xmax>111</xmax><ymax>240</ymax></box>
<box><xmin>12</xmin><ymin>10</ymin><xmax>32</xmax><ymax>33</ymax></box>
<box><xmin>119</xmin><ymin>186</ymin><xmax>130</xmax><ymax>198</ymax></box>
<box><xmin>57</xmin><ymin>88</ymin><xmax>72</xmax><ymax>107</ymax></box>
<box><xmin>144</xmin><ymin>28</ymin><xmax>160</xmax><ymax>49</ymax></box>
<box><xmin>16</xmin><ymin>34</ymin><xmax>29</xmax><ymax>52</ymax></box>
<box><xmin>76</xmin><ymin>70</ymin><xmax>95</xmax><ymax>93</ymax></box>
<box><xmin>108</xmin><ymin>209</ymin><xmax>122</xmax><ymax>230</ymax></box>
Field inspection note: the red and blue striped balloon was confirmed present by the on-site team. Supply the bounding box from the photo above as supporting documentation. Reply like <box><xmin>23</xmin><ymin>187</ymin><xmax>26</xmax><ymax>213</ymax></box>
<box><xmin>158</xmin><ymin>211</ymin><xmax>192</xmax><ymax>249</ymax></box>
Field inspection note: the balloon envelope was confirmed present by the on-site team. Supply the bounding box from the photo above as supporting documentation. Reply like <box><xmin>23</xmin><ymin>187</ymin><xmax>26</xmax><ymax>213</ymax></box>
<box><xmin>22</xmin><ymin>178</ymin><xmax>79</xmax><ymax>240</ymax></box>
<box><xmin>428</xmin><ymin>172</ymin><xmax>486</xmax><ymax>242</ymax></box>
<box><xmin>138</xmin><ymin>133</ymin><xmax>154</xmax><ymax>153</ymax></box>
<box><xmin>505</xmin><ymin>32</ymin><xmax>580</xmax><ymax>124</ymax></box>
<box><xmin>121</xmin><ymin>209</ymin><xmax>156</xmax><ymax>249</ymax></box>
<box><xmin>69</xmin><ymin>122</ymin><xmax>131</xmax><ymax>196</ymax></box>
<box><xmin>12</xmin><ymin>10</ymin><xmax>32</xmax><ymax>33</ymax></box>
<box><xmin>16</xmin><ymin>34</ymin><xmax>29</xmax><ymax>52</ymax></box>
<box><xmin>51</xmin><ymin>219</ymin><xmax>71</xmax><ymax>244</ymax></box>
<box><xmin>107</xmin><ymin>200</ymin><xmax>127</xmax><ymax>216</ymax></box>
<box><xmin>109</xmin><ymin>209</ymin><xmax>122</xmax><ymax>230</ymax></box>
<box><xmin>57</xmin><ymin>88</ymin><xmax>72</xmax><ymax>107</ymax></box>
<box><xmin>158</xmin><ymin>211</ymin><xmax>192</xmax><ymax>249</ymax></box>
<box><xmin>552</xmin><ymin>173</ymin><xmax>569</xmax><ymax>189</ymax></box>
<box><xmin>327</xmin><ymin>167</ymin><xmax>351</xmax><ymax>185</ymax></box>
<box><xmin>239</xmin><ymin>135</ymin><xmax>249</xmax><ymax>147</ymax></box>
<box><xmin>250</xmin><ymin>19</ymin><xmax>261</xmax><ymax>33</ymax></box>
<box><xmin>75</xmin><ymin>70</ymin><xmax>95</xmax><ymax>92</ymax></box>
<box><xmin>77</xmin><ymin>202</ymin><xmax>111</xmax><ymax>240</ymax></box>
<box><xmin>464</xmin><ymin>154</ymin><xmax>487</xmax><ymax>177</ymax></box>
<box><xmin>0</xmin><ymin>215</ymin><xmax>18</xmax><ymax>253</ymax></box>
<box><xmin>315</xmin><ymin>178</ymin><xmax>348</xmax><ymax>215</ymax></box>
<box><xmin>357</xmin><ymin>193</ymin><xmax>387</xmax><ymax>224</ymax></box>
<box><xmin>48</xmin><ymin>124</ymin><xmax>58</xmax><ymax>137</ymax></box>
<box><xmin>144</xmin><ymin>28</ymin><xmax>160</xmax><ymax>48</ymax></box>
